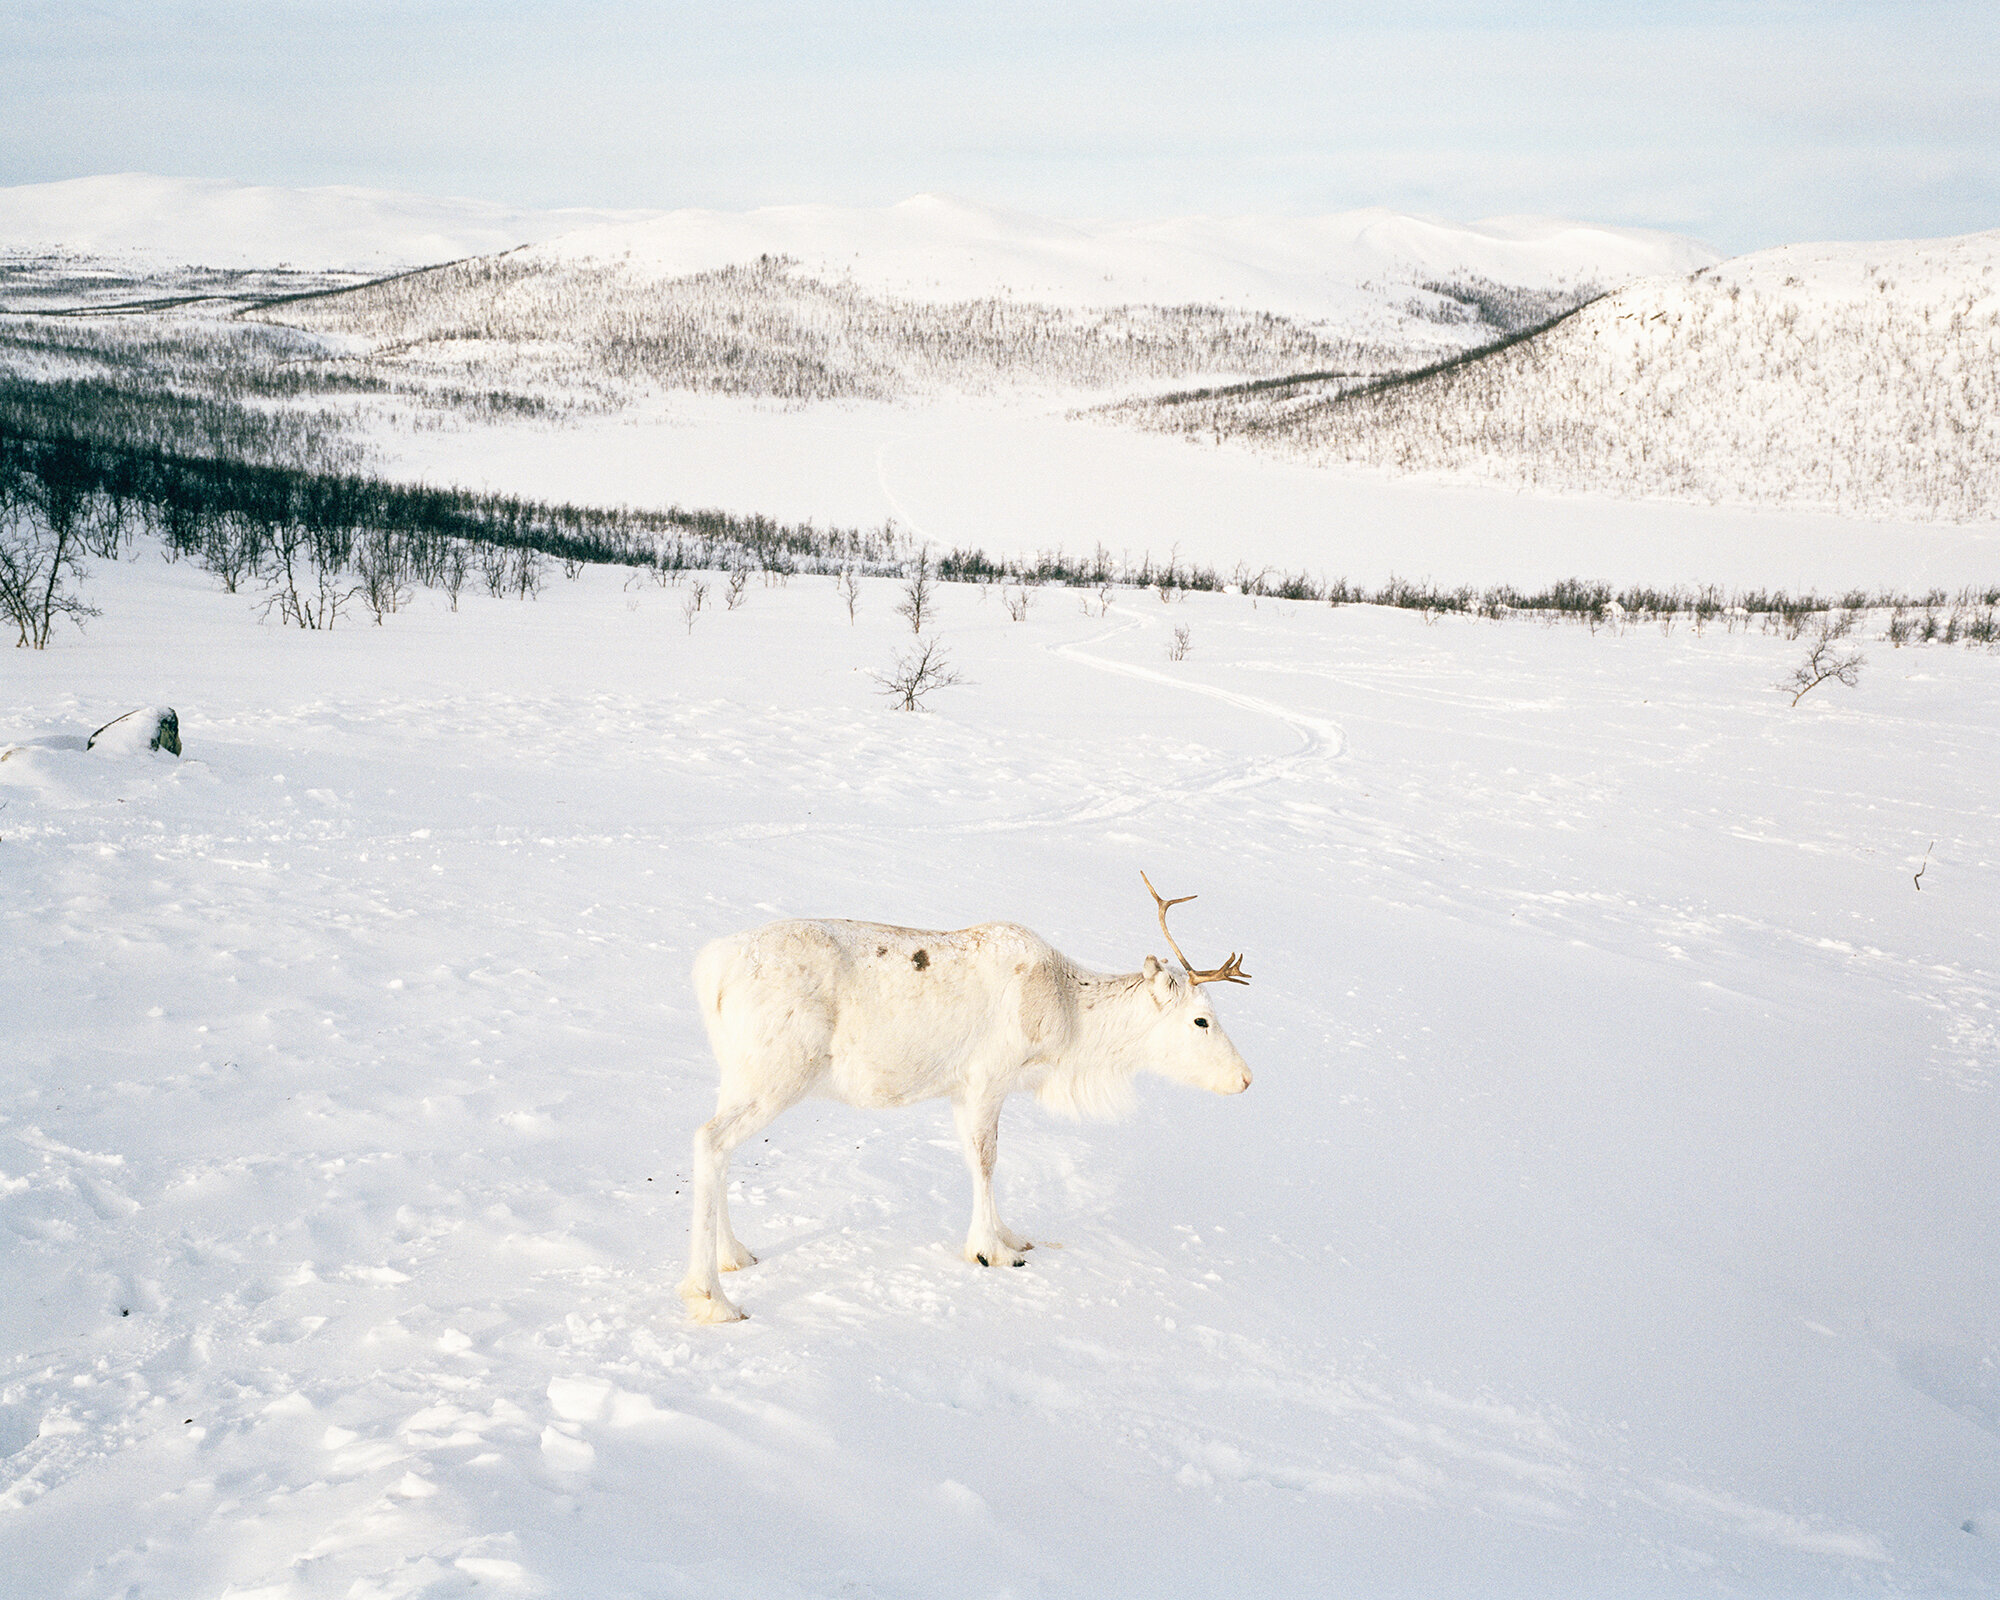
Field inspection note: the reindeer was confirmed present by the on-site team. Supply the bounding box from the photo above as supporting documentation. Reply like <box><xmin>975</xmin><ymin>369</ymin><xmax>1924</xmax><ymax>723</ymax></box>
<box><xmin>679</xmin><ymin>875</ymin><xmax>1252</xmax><ymax>1322</ymax></box>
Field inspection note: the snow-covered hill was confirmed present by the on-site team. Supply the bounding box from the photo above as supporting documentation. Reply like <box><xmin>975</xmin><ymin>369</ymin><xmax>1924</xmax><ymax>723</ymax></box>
<box><xmin>0</xmin><ymin>175</ymin><xmax>1715</xmax><ymax>304</ymax></box>
<box><xmin>0</xmin><ymin>174</ymin><xmax>661</xmax><ymax>271</ymax></box>
<box><xmin>1119</xmin><ymin>229</ymin><xmax>2000</xmax><ymax>523</ymax></box>
<box><xmin>535</xmin><ymin>193</ymin><xmax>1717</xmax><ymax>319</ymax></box>
<box><xmin>246</xmin><ymin>197</ymin><xmax>1716</xmax><ymax>408</ymax></box>
<box><xmin>251</xmin><ymin>256</ymin><xmax>1398</xmax><ymax>405</ymax></box>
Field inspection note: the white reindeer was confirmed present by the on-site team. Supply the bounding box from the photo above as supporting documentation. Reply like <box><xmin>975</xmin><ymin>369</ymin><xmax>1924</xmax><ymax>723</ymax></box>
<box><xmin>679</xmin><ymin>874</ymin><xmax>1253</xmax><ymax>1323</ymax></box>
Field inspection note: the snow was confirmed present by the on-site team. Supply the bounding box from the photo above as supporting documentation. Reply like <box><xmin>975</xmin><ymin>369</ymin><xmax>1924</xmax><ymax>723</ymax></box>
<box><xmin>371</xmin><ymin>393</ymin><xmax>2000</xmax><ymax>593</ymax></box>
<box><xmin>535</xmin><ymin>194</ymin><xmax>1718</xmax><ymax>318</ymax></box>
<box><xmin>0</xmin><ymin>174</ymin><xmax>664</xmax><ymax>271</ymax></box>
<box><xmin>4</xmin><ymin>551</ymin><xmax>1996</xmax><ymax>1596</ymax></box>
<box><xmin>1135</xmin><ymin>228</ymin><xmax>2000</xmax><ymax>522</ymax></box>
<box><xmin>1</xmin><ymin>178</ymin><xmax>1715</xmax><ymax>320</ymax></box>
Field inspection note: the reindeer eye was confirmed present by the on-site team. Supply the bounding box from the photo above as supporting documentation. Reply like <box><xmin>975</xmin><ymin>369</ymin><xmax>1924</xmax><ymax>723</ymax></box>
<box><xmin>1194</xmin><ymin>1017</ymin><xmax>1210</xmax><ymax>1028</ymax></box>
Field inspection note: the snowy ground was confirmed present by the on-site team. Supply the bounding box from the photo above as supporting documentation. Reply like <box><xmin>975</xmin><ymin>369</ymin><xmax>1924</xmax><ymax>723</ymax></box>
<box><xmin>3</xmin><ymin>553</ymin><xmax>1998</xmax><ymax>1598</ymax></box>
<box><xmin>375</xmin><ymin>394</ymin><xmax>2000</xmax><ymax>594</ymax></box>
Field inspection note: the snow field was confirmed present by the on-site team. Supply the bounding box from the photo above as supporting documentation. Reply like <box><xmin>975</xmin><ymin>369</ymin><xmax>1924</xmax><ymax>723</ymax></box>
<box><xmin>369</xmin><ymin>391</ymin><xmax>2000</xmax><ymax>594</ymax></box>
<box><xmin>2</xmin><ymin>553</ymin><xmax>1997</xmax><ymax>1597</ymax></box>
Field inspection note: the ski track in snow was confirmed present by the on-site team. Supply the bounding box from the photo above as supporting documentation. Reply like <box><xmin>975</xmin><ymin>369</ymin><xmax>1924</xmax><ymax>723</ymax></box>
<box><xmin>2</xmin><ymin>553</ymin><xmax>1996</xmax><ymax>1598</ymax></box>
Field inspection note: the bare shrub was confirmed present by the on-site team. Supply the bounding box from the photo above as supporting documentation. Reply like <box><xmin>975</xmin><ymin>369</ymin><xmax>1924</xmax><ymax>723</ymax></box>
<box><xmin>1167</xmin><ymin>624</ymin><xmax>1192</xmax><ymax>661</ymax></box>
<box><xmin>0</xmin><ymin>472</ymin><xmax>100</xmax><ymax>648</ymax></box>
<box><xmin>838</xmin><ymin>568</ymin><xmax>860</xmax><ymax>623</ymax></box>
<box><xmin>200</xmin><ymin>510</ymin><xmax>267</xmax><ymax>594</ymax></box>
<box><xmin>260</xmin><ymin>521</ymin><xmax>356</xmax><ymax>630</ymax></box>
<box><xmin>896</xmin><ymin>548</ymin><xmax>936</xmax><ymax>634</ymax></box>
<box><xmin>725</xmin><ymin>566</ymin><xmax>749</xmax><ymax>610</ymax></box>
<box><xmin>681</xmin><ymin>579</ymin><xmax>708</xmax><ymax>633</ymax></box>
<box><xmin>355</xmin><ymin>532</ymin><xmax>410</xmax><ymax>625</ymax></box>
<box><xmin>1781</xmin><ymin>614</ymin><xmax>1865</xmax><ymax>705</ymax></box>
<box><xmin>1003</xmin><ymin>585</ymin><xmax>1035</xmax><ymax>622</ymax></box>
<box><xmin>440</xmin><ymin>542</ymin><xmax>469</xmax><ymax>611</ymax></box>
<box><xmin>873</xmin><ymin>636</ymin><xmax>964</xmax><ymax>710</ymax></box>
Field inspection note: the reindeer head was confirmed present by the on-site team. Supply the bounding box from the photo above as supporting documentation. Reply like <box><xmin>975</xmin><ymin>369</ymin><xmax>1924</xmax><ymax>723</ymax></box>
<box><xmin>1138</xmin><ymin>874</ymin><xmax>1252</xmax><ymax>1095</ymax></box>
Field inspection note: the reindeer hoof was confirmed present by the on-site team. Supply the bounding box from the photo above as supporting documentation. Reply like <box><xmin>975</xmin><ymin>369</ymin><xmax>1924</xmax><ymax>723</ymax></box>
<box><xmin>968</xmin><ymin>1244</ymin><xmax>1029</xmax><ymax>1268</ymax></box>
<box><xmin>679</xmin><ymin>1284</ymin><xmax>747</xmax><ymax>1324</ymax></box>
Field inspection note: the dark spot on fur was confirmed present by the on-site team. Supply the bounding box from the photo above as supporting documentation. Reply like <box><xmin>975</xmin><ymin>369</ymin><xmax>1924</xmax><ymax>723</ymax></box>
<box><xmin>876</xmin><ymin>946</ymin><xmax>887</xmax><ymax>957</ymax></box>
<box><xmin>912</xmin><ymin>949</ymin><xmax>929</xmax><ymax>971</ymax></box>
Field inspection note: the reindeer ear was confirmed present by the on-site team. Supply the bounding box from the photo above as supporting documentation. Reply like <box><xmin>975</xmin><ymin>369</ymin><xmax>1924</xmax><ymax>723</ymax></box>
<box><xmin>1142</xmin><ymin>954</ymin><xmax>1161</xmax><ymax>978</ymax></box>
<box><xmin>1147</xmin><ymin>960</ymin><xmax>1179</xmax><ymax>1008</ymax></box>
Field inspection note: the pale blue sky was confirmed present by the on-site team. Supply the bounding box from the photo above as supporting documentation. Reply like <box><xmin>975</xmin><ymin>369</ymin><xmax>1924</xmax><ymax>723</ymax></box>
<box><xmin>4</xmin><ymin>1</ymin><xmax>1994</xmax><ymax>252</ymax></box>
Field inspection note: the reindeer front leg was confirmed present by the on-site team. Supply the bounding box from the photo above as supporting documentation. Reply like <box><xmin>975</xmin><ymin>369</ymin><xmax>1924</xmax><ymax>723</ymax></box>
<box><xmin>953</xmin><ymin>1093</ymin><xmax>1030</xmax><ymax>1267</ymax></box>
<box><xmin>681</xmin><ymin>1091</ymin><xmax>785</xmax><ymax>1322</ymax></box>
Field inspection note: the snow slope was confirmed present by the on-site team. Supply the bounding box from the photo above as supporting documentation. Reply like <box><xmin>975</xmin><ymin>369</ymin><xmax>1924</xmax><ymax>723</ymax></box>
<box><xmin>242</xmin><ymin>195</ymin><xmax>1718</xmax><ymax>412</ymax></box>
<box><xmin>3</xmin><ymin>553</ymin><xmax>1996</xmax><ymax>1597</ymax></box>
<box><xmin>2</xmin><ymin>177</ymin><xmax>1714</xmax><ymax>315</ymax></box>
<box><xmin>535</xmin><ymin>193</ymin><xmax>1718</xmax><ymax>319</ymax></box>
<box><xmin>1122</xmin><ymin>229</ymin><xmax>2000</xmax><ymax>522</ymax></box>
<box><xmin>0</xmin><ymin>175</ymin><xmax>663</xmax><ymax>271</ymax></box>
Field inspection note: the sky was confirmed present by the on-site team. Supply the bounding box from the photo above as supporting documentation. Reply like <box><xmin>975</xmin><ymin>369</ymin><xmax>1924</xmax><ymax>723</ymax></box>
<box><xmin>3</xmin><ymin>1</ymin><xmax>1995</xmax><ymax>254</ymax></box>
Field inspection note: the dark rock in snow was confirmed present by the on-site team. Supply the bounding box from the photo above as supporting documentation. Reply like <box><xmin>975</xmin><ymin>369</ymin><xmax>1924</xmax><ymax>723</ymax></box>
<box><xmin>88</xmin><ymin>707</ymin><xmax>181</xmax><ymax>757</ymax></box>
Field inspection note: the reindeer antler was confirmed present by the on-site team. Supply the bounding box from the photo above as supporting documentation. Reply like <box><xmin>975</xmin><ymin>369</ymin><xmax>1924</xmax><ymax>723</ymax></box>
<box><xmin>1140</xmin><ymin>871</ymin><xmax>1251</xmax><ymax>986</ymax></box>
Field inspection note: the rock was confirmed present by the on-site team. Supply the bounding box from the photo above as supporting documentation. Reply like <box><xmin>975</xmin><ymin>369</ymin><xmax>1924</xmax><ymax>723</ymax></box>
<box><xmin>87</xmin><ymin>707</ymin><xmax>181</xmax><ymax>757</ymax></box>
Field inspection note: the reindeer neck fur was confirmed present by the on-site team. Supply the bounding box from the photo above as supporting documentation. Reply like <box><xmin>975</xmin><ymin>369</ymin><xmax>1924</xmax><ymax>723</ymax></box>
<box><xmin>1032</xmin><ymin>967</ymin><xmax>1161</xmax><ymax>1120</ymax></box>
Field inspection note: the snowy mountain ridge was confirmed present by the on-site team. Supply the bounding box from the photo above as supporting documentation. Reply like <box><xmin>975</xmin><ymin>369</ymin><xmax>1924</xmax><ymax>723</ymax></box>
<box><xmin>532</xmin><ymin>192</ymin><xmax>1720</xmax><ymax>319</ymax></box>
<box><xmin>0</xmin><ymin>174</ymin><xmax>1717</xmax><ymax>314</ymax></box>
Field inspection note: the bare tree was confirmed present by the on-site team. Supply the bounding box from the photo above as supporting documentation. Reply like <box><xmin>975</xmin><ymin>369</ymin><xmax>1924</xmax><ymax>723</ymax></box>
<box><xmin>355</xmin><ymin>533</ymin><xmax>410</xmax><ymax>625</ymax></box>
<box><xmin>681</xmin><ymin>579</ymin><xmax>709</xmax><ymax>634</ymax></box>
<box><xmin>510</xmin><ymin>546</ymin><xmax>545</xmax><ymax>600</ymax></box>
<box><xmin>725</xmin><ymin>565</ymin><xmax>749</xmax><ymax>610</ymax></box>
<box><xmin>0</xmin><ymin>471</ymin><xmax>99</xmax><ymax>648</ymax></box>
<box><xmin>895</xmin><ymin>547</ymin><xmax>936</xmax><ymax>634</ymax></box>
<box><xmin>480</xmin><ymin>542</ymin><xmax>510</xmax><ymax>598</ymax></box>
<box><xmin>259</xmin><ymin>520</ymin><xmax>356</xmax><ymax>630</ymax></box>
<box><xmin>837</xmin><ymin>568</ymin><xmax>860</xmax><ymax>623</ymax></box>
<box><xmin>873</xmin><ymin>636</ymin><xmax>964</xmax><ymax>710</ymax></box>
<box><xmin>1781</xmin><ymin>614</ymin><xmax>1865</xmax><ymax>705</ymax></box>
<box><xmin>1167</xmin><ymin>624</ymin><xmax>1192</xmax><ymax>661</ymax></box>
<box><xmin>1003</xmin><ymin>584</ymin><xmax>1035</xmax><ymax>622</ymax></box>
<box><xmin>200</xmin><ymin>510</ymin><xmax>266</xmax><ymax>594</ymax></box>
<box><xmin>440</xmin><ymin>541</ymin><xmax>469</xmax><ymax>611</ymax></box>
